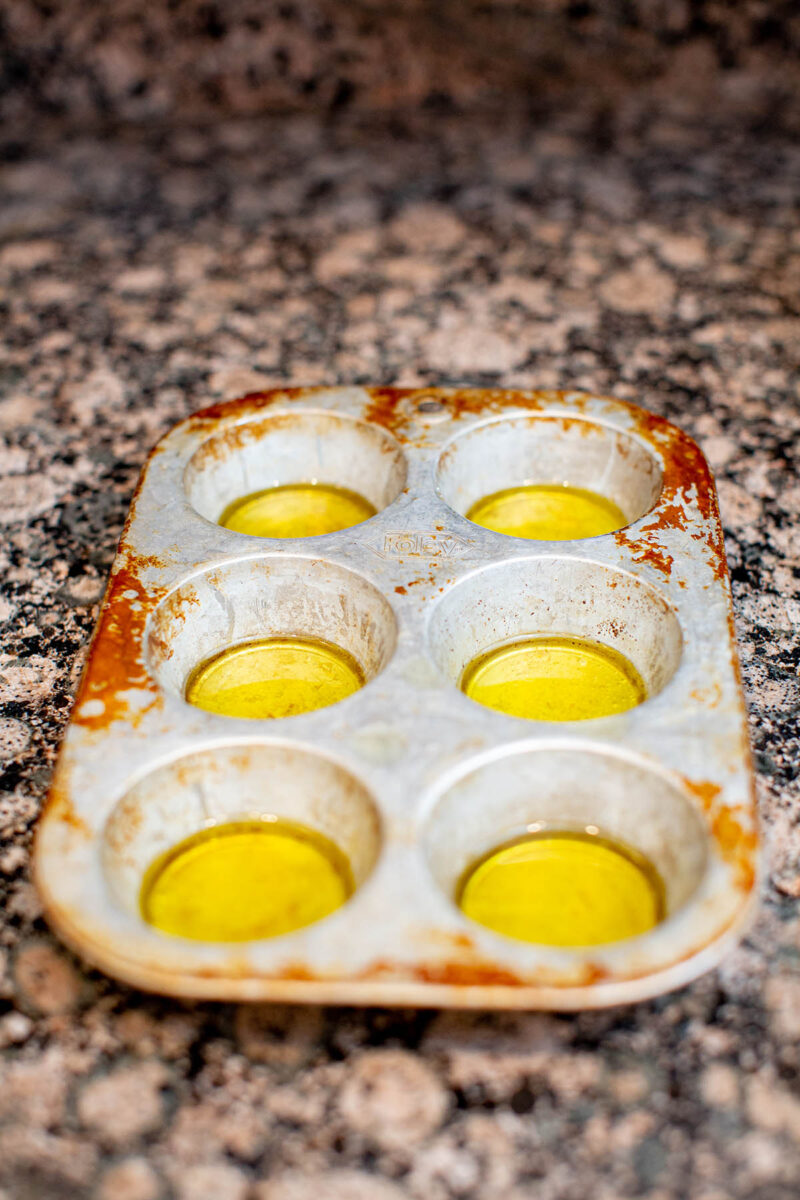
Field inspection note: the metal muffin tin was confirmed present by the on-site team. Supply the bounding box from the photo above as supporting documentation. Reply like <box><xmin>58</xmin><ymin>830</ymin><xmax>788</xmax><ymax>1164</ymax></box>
<box><xmin>34</xmin><ymin>387</ymin><xmax>759</xmax><ymax>1008</ymax></box>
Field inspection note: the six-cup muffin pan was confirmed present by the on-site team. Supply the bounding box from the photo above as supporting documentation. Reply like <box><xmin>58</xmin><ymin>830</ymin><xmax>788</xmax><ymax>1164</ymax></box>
<box><xmin>34</xmin><ymin>387</ymin><xmax>758</xmax><ymax>1008</ymax></box>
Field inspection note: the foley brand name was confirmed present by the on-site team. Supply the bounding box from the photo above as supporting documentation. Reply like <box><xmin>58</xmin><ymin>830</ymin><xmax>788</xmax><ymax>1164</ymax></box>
<box><xmin>378</xmin><ymin>532</ymin><xmax>470</xmax><ymax>558</ymax></box>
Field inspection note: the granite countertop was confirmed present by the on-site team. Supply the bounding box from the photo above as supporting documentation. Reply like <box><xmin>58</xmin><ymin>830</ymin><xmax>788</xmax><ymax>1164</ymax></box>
<box><xmin>0</xmin><ymin>87</ymin><xmax>799</xmax><ymax>1199</ymax></box>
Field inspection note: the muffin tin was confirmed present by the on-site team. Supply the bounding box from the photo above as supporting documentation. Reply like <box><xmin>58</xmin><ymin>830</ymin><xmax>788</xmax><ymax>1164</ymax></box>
<box><xmin>34</xmin><ymin>387</ymin><xmax>758</xmax><ymax>1008</ymax></box>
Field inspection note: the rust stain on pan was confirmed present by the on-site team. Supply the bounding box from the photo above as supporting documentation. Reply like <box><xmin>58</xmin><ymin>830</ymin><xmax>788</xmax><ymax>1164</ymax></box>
<box><xmin>686</xmin><ymin>780</ymin><xmax>723</xmax><ymax>808</ymax></box>
<box><xmin>189</xmin><ymin>407</ymin><xmax>328</xmax><ymax>466</ymax></box>
<box><xmin>711</xmin><ymin>808</ymin><xmax>757</xmax><ymax>892</ymax></box>
<box><xmin>39</xmin><ymin>890</ymin><xmax>752</xmax><ymax>1001</ymax></box>
<box><xmin>400</xmin><ymin>959</ymin><xmax>612</xmax><ymax>989</ymax></box>
<box><xmin>189</xmin><ymin>386</ymin><xmax>313</xmax><ymax>425</ymax></box>
<box><xmin>220</xmin><ymin>952</ymin><xmax>726</xmax><ymax>992</ymax></box>
<box><xmin>614</xmin><ymin>524</ymin><xmax>675</xmax><ymax>577</ymax></box>
<box><xmin>632</xmin><ymin>410</ymin><xmax>715</xmax><ymax>520</ymax></box>
<box><xmin>195</xmin><ymin>962</ymin><xmax>319</xmax><ymax>983</ymax></box>
<box><xmin>40</xmin><ymin>764</ymin><xmax>90</xmax><ymax>839</ymax></box>
<box><xmin>42</xmin><ymin>901</ymin><xmax>752</xmax><ymax>999</ymax></box>
<box><xmin>147</xmin><ymin>583</ymin><xmax>203</xmax><ymax>665</ymax></box>
<box><xmin>362</xmin><ymin>387</ymin><xmax>415</xmax><ymax>437</ymax></box>
<box><xmin>360</xmin><ymin>958</ymin><xmax>526</xmax><ymax>988</ymax></box>
<box><xmin>690</xmin><ymin>680</ymin><xmax>723</xmax><ymax>708</ymax></box>
<box><xmin>65</xmin><ymin>426</ymin><xmax>171</xmax><ymax>735</ymax></box>
<box><xmin>363</xmin><ymin>386</ymin><xmax>557</xmax><ymax>438</ymax></box>
<box><xmin>622</xmin><ymin>409</ymin><xmax>729</xmax><ymax>583</ymax></box>
<box><xmin>186</xmin><ymin>386</ymin><xmax>554</xmax><ymax>443</ymax></box>
<box><xmin>684</xmin><ymin>777</ymin><xmax>757</xmax><ymax>893</ymax></box>
<box><xmin>72</xmin><ymin>538</ymin><xmax>167</xmax><ymax>734</ymax></box>
<box><xmin>358</xmin><ymin>925</ymin><xmax>613</xmax><ymax>989</ymax></box>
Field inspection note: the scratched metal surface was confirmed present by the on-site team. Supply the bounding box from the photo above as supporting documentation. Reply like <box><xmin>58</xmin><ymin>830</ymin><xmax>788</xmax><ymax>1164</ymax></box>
<box><xmin>33</xmin><ymin>387</ymin><xmax>758</xmax><ymax>1008</ymax></box>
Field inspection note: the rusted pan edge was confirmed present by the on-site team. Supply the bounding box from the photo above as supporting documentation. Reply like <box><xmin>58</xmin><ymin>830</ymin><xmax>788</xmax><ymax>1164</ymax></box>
<box><xmin>31</xmin><ymin>874</ymin><xmax>758</xmax><ymax>1008</ymax></box>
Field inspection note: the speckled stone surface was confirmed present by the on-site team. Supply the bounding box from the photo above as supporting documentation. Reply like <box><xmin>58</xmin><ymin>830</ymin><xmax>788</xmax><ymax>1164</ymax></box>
<box><xmin>1</xmin><ymin>62</ymin><xmax>800</xmax><ymax>1200</ymax></box>
<box><xmin>3</xmin><ymin>1</ymin><xmax>799</xmax><ymax>130</ymax></box>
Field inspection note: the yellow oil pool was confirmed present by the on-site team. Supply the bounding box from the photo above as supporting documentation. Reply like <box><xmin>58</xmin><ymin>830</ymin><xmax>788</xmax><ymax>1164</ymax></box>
<box><xmin>186</xmin><ymin>636</ymin><xmax>364</xmax><ymax>719</ymax></box>
<box><xmin>141</xmin><ymin>818</ymin><xmax>353</xmax><ymax>941</ymax></box>
<box><xmin>466</xmin><ymin>484</ymin><xmax>626</xmax><ymax>540</ymax></box>
<box><xmin>461</xmin><ymin>635</ymin><xmax>646</xmax><ymax>722</ymax></box>
<box><xmin>220</xmin><ymin>483</ymin><xmax>376</xmax><ymax>538</ymax></box>
<box><xmin>458</xmin><ymin>829</ymin><xmax>664</xmax><ymax>947</ymax></box>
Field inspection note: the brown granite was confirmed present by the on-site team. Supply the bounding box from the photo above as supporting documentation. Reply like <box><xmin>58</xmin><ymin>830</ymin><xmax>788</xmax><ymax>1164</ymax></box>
<box><xmin>2</xmin><ymin>1</ymin><xmax>800</xmax><ymax>134</ymax></box>
<box><xmin>0</xmin><ymin>15</ymin><xmax>799</xmax><ymax>1195</ymax></box>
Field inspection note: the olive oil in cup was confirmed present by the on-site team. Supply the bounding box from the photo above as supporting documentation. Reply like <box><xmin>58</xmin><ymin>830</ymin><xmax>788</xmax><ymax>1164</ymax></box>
<box><xmin>457</xmin><ymin>828</ymin><xmax>665</xmax><ymax>947</ymax></box>
<box><xmin>467</xmin><ymin>484</ymin><xmax>626</xmax><ymax>541</ymax></box>
<box><xmin>460</xmin><ymin>635</ymin><xmax>646</xmax><ymax>722</ymax></box>
<box><xmin>220</xmin><ymin>483</ymin><xmax>376</xmax><ymax>539</ymax></box>
<box><xmin>141</xmin><ymin>818</ymin><xmax>353</xmax><ymax>942</ymax></box>
<box><xmin>186</xmin><ymin>636</ymin><xmax>365</xmax><ymax>720</ymax></box>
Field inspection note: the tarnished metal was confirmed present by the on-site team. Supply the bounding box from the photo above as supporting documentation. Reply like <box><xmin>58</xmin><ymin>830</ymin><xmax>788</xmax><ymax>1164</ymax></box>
<box><xmin>34</xmin><ymin>388</ymin><xmax>758</xmax><ymax>1008</ymax></box>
